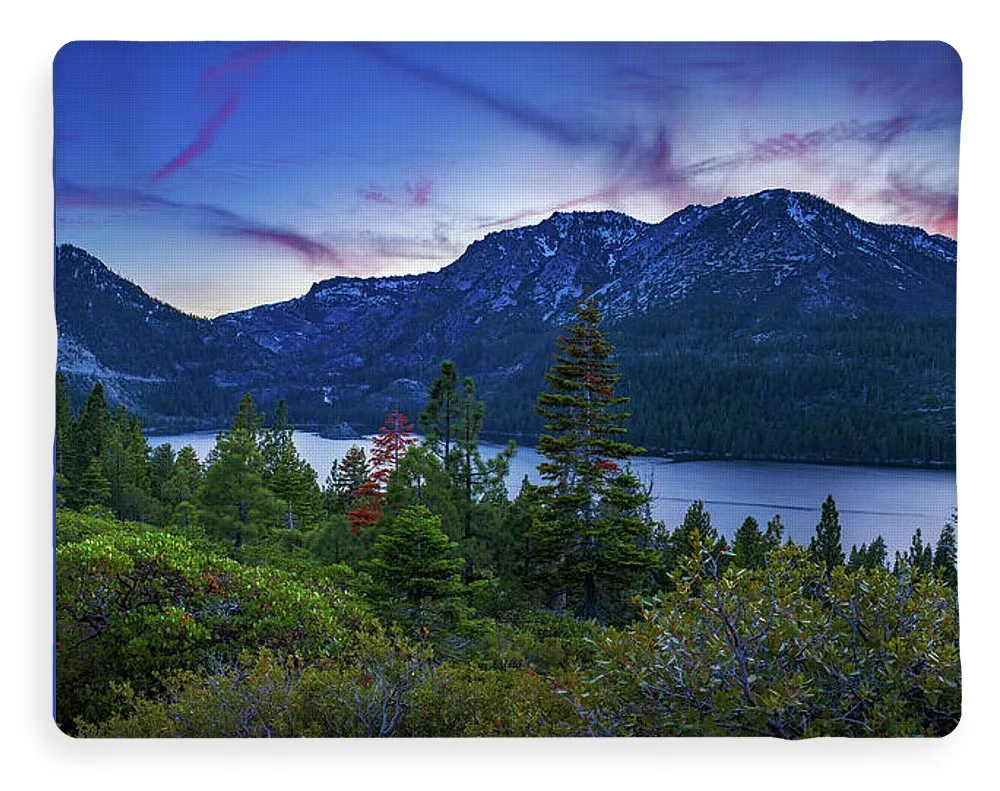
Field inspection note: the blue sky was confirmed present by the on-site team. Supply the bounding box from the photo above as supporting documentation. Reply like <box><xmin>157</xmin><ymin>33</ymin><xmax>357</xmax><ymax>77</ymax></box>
<box><xmin>54</xmin><ymin>41</ymin><xmax>961</xmax><ymax>317</ymax></box>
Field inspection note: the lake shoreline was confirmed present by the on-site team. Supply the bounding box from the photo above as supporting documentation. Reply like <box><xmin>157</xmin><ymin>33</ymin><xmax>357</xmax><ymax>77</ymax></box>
<box><xmin>145</xmin><ymin>426</ymin><xmax>956</xmax><ymax>472</ymax></box>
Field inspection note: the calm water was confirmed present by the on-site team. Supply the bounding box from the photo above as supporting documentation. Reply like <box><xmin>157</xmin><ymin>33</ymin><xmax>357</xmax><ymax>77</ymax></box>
<box><xmin>150</xmin><ymin>431</ymin><xmax>956</xmax><ymax>556</ymax></box>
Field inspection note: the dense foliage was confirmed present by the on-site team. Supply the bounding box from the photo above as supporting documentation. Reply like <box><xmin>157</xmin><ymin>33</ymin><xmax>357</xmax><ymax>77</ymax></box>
<box><xmin>52</xmin><ymin>299</ymin><xmax>959</xmax><ymax>738</ymax></box>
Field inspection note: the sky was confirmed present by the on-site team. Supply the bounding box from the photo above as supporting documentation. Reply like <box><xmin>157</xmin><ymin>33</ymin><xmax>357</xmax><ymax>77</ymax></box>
<box><xmin>54</xmin><ymin>41</ymin><xmax>962</xmax><ymax>317</ymax></box>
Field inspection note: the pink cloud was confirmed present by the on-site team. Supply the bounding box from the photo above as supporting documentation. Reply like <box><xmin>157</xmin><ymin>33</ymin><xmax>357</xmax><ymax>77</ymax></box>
<box><xmin>198</xmin><ymin>42</ymin><xmax>297</xmax><ymax>94</ymax></box>
<box><xmin>406</xmin><ymin>179</ymin><xmax>433</xmax><ymax>206</ymax></box>
<box><xmin>151</xmin><ymin>91</ymin><xmax>242</xmax><ymax>181</ymax></box>
<box><xmin>877</xmin><ymin>176</ymin><xmax>958</xmax><ymax>239</ymax></box>
<box><xmin>152</xmin><ymin>43</ymin><xmax>294</xmax><ymax>181</ymax></box>
<box><xmin>237</xmin><ymin>228</ymin><xmax>342</xmax><ymax>266</ymax></box>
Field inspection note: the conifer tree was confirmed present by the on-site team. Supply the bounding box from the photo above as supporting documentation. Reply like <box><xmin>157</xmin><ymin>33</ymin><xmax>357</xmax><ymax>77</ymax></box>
<box><xmin>161</xmin><ymin>445</ymin><xmax>202</xmax><ymax>511</ymax></box>
<box><xmin>199</xmin><ymin>394</ymin><xmax>282</xmax><ymax>546</ymax></box>
<box><xmin>363</xmin><ymin>504</ymin><xmax>468</xmax><ymax>632</ymax></box>
<box><xmin>269</xmin><ymin>436</ymin><xmax>320</xmax><ymax>529</ymax></box>
<box><xmin>528</xmin><ymin>298</ymin><xmax>659</xmax><ymax>622</ymax></box>
<box><xmin>347</xmin><ymin>409</ymin><xmax>417</xmax><ymax>531</ymax></box>
<box><xmin>148</xmin><ymin>443</ymin><xmax>176</xmax><ymax>503</ymax></box>
<box><xmin>669</xmin><ymin>500</ymin><xmax>721</xmax><ymax>567</ymax></box>
<box><xmin>420</xmin><ymin>361</ymin><xmax>459</xmax><ymax>473</ymax></box>
<box><xmin>763</xmin><ymin>514</ymin><xmax>785</xmax><ymax>553</ymax></box>
<box><xmin>325</xmin><ymin>446</ymin><xmax>370</xmax><ymax>514</ymax></box>
<box><xmin>259</xmin><ymin>400</ymin><xmax>319</xmax><ymax>529</ymax></box>
<box><xmin>78</xmin><ymin>457</ymin><xmax>112</xmax><ymax>507</ymax></box>
<box><xmin>732</xmin><ymin>516</ymin><xmax>765</xmax><ymax>570</ymax></box>
<box><xmin>809</xmin><ymin>495</ymin><xmax>845</xmax><ymax>573</ymax></box>
<box><xmin>67</xmin><ymin>381</ymin><xmax>108</xmax><ymax>506</ymax></box>
<box><xmin>370</xmin><ymin>408</ymin><xmax>418</xmax><ymax>488</ymax></box>
<box><xmin>933</xmin><ymin>514</ymin><xmax>958</xmax><ymax>588</ymax></box>
<box><xmin>895</xmin><ymin>527</ymin><xmax>934</xmax><ymax>577</ymax></box>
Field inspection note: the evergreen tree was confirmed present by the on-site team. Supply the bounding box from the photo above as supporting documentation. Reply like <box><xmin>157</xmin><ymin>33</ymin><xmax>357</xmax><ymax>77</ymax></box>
<box><xmin>732</xmin><ymin>516</ymin><xmax>765</xmax><ymax>570</ymax></box>
<box><xmin>148</xmin><ymin>443</ymin><xmax>176</xmax><ymax>503</ymax></box>
<box><xmin>67</xmin><ymin>382</ymin><xmax>109</xmax><ymax>507</ymax></box>
<box><xmin>268</xmin><ymin>435</ymin><xmax>320</xmax><ymax>529</ymax></box>
<box><xmin>849</xmin><ymin>535</ymin><xmax>889</xmax><ymax>571</ymax></box>
<box><xmin>309</xmin><ymin>514</ymin><xmax>364</xmax><ymax>565</ymax></box>
<box><xmin>78</xmin><ymin>457</ymin><xmax>111</xmax><ymax>507</ymax></box>
<box><xmin>669</xmin><ymin>500</ymin><xmax>721</xmax><ymax>568</ymax></box>
<box><xmin>933</xmin><ymin>514</ymin><xmax>958</xmax><ymax>588</ymax></box>
<box><xmin>809</xmin><ymin>495</ymin><xmax>845</xmax><ymax>573</ymax></box>
<box><xmin>102</xmin><ymin>407</ymin><xmax>153</xmax><ymax>521</ymax></box>
<box><xmin>868</xmin><ymin>535</ymin><xmax>888</xmax><ymax>569</ymax></box>
<box><xmin>161</xmin><ymin>445</ymin><xmax>202</xmax><ymax>513</ymax></box>
<box><xmin>383</xmin><ymin>445</ymin><xmax>461</xmax><ymax>539</ymax></box>
<box><xmin>527</xmin><ymin>298</ymin><xmax>659</xmax><ymax>622</ymax></box>
<box><xmin>199</xmin><ymin>394</ymin><xmax>282</xmax><ymax>546</ymax></box>
<box><xmin>363</xmin><ymin>505</ymin><xmax>469</xmax><ymax>634</ymax></box>
<box><xmin>324</xmin><ymin>446</ymin><xmax>370</xmax><ymax>514</ymax></box>
<box><xmin>763</xmin><ymin>514</ymin><xmax>785</xmax><ymax>554</ymax></box>
<box><xmin>259</xmin><ymin>400</ymin><xmax>319</xmax><ymax>529</ymax></box>
<box><xmin>895</xmin><ymin>527</ymin><xmax>934</xmax><ymax>577</ymax></box>
<box><xmin>420</xmin><ymin>361</ymin><xmax>459</xmax><ymax>474</ymax></box>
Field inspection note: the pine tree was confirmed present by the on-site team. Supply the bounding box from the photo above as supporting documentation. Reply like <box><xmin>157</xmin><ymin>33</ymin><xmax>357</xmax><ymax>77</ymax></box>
<box><xmin>668</xmin><ymin>500</ymin><xmax>721</xmax><ymax>568</ymax></box>
<box><xmin>325</xmin><ymin>445</ymin><xmax>370</xmax><ymax>514</ymax></box>
<box><xmin>763</xmin><ymin>514</ymin><xmax>785</xmax><ymax>553</ymax></box>
<box><xmin>809</xmin><ymin>495</ymin><xmax>845</xmax><ymax>573</ymax></box>
<box><xmin>78</xmin><ymin>457</ymin><xmax>111</xmax><ymax>507</ymax></box>
<box><xmin>259</xmin><ymin>400</ymin><xmax>319</xmax><ymax>529</ymax></box>
<box><xmin>732</xmin><ymin>516</ymin><xmax>765</xmax><ymax>570</ymax></box>
<box><xmin>148</xmin><ymin>443</ymin><xmax>176</xmax><ymax>504</ymax></box>
<box><xmin>868</xmin><ymin>535</ymin><xmax>888</xmax><ymax>569</ymax></box>
<box><xmin>363</xmin><ymin>504</ymin><xmax>468</xmax><ymax>633</ymax></box>
<box><xmin>102</xmin><ymin>407</ymin><xmax>153</xmax><ymax>520</ymax></box>
<box><xmin>420</xmin><ymin>361</ymin><xmax>459</xmax><ymax>474</ymax></box>
<box><xmin>269</xmin><ymin>436</ymin><xmax>320</xmax><ymax>529</ymax></box>
<box><xmin>161</xmin><ymin>445</ymin><xmax>202</xmax><ymax>511</ymax></box>
<box><xmin>67</xmin><ymin>382</ymin><xmax>109</xmax><ymax>507</ymax></box>
<box><xmin>199</xmin><ymin>394</ymin><xmax>282</xmax><ymax>546</ymax></box>
<box><xmin>896</xmin><ymin>527</ymin><xmax>934</xmax><ymax>577</ymax></box>
<box><xmin>346</xmin><ymin>410</ymin><xmax>416</xmax><ymax>532</ymax></box>
<box><xmin>933</xmin><ymin>514</ymin><xmax>958</xmax><ymax>588</ymax></box>
<box><xmin>527</xmin><ymin>298</ymin><xmax>659</xmax><ymax>622</ymax></box>
<box><xmin>850</xmin><ymin>535</ymin><xmax>889</xmax><ymax>570</ymax></box>
<box><xmin>370</xmin><ymin>408</ymin><xmax>418</xmax><ymax>489</ymax></box>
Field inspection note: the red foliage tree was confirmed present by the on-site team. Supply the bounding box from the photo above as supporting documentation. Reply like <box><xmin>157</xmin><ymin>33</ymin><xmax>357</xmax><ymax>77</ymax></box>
<box><xmin>345</xmin><ymin>478</ymin><xmax>383</xmax><ymax>533</ymax></box>
<box><xmin>345</xmin><ymin>408</ymin><xmax>418</xmax><ymax>531</ymax></box>
<box><xmin>370</xmin><ymin>408</ymin><xmax>418</xmax><ymax>488</ymax></box>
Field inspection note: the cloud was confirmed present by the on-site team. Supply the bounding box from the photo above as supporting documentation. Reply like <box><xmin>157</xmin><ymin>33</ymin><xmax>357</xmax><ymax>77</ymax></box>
<box><xmin>406</xmin><ymin>179</ymin><xmax>433</xmax><ymax>206</ymax></box>
<box><xmin>477</xmin><ymin>111</ymin><xmax>957</xmax><ymax>233</ymax></box>
<box><xmin>151</xmin><ymin>43</ymin><xmax>295</xmax><ymax>181</ymax></box>
<box><xmin>876</xmin><ymin>176</ymin><xmax>958</xmax><ymax>238</ymax></box>
<box><xmin>56</xmin><ymin>183</ymin><xmax>342</xmax><ymax>265</ymax></box>
<box><xmin>151</xmin><ymin>91</ymin><xmax>242</xmax><ymax>181</ymax></box>
<box><xmin>197</xmin><ymin>42</ymin><xmax>297</xmax><ymax>94</ymax></box>
<box><xmin>357</xmin><ymin>44</ymin><xmax>598</xmax><ymax>147</ymax></box>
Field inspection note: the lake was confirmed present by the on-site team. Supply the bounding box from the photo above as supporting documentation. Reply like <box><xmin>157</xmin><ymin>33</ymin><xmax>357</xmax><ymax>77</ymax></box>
<box><xmin>150</xmin><ymin>431</ymin><xmax>957</xmax><ymax>556</ymax></box>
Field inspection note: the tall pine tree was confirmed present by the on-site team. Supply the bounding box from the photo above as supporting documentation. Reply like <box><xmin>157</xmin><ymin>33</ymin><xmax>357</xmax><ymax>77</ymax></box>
<box><xmin>420</xmin><ymin>361</ymin><xmax>460</xmax><ymax>474</ymax></box>
<box><xmin>527</xmin><ymin>298</ymin><xmax>659</xmax><ymax>622</ymax></box>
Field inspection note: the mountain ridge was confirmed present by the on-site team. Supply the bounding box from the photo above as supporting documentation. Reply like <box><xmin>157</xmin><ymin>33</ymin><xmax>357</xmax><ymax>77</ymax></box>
<box><xmin>55</xmin><ymin>189</ymin><xmax>956</xmax><ymax>465</ymax></box>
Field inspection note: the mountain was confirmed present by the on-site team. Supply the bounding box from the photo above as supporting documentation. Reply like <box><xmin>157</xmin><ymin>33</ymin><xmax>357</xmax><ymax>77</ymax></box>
<box><xmin>55</xmin><ymin>189</ymin><xmax>956</xmax><ymax>464</ymax></box>
<box><xmin>56</xmin><ymin>244</ymin><xmax>277</xmax><ymax>423</ymax></box>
